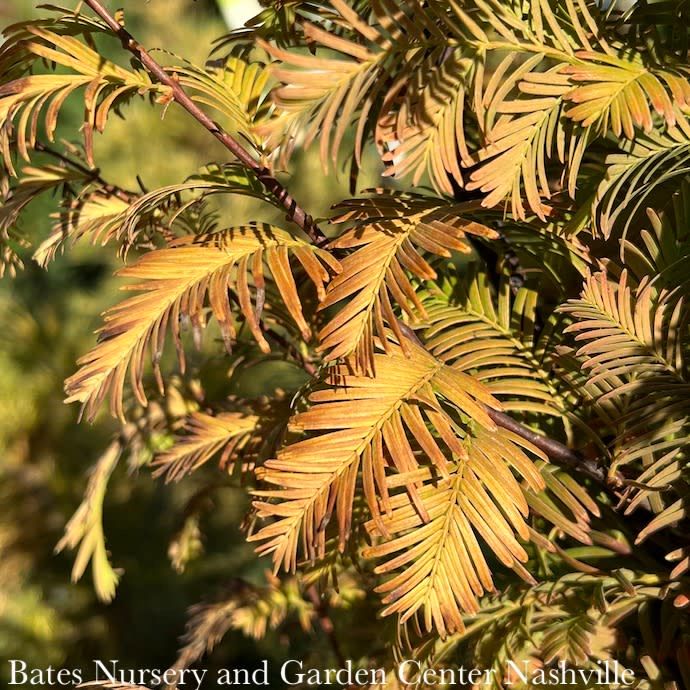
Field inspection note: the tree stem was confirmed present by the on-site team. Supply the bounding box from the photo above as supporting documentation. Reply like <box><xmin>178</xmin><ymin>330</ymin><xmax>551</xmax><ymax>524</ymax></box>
<box><xmin>483</xmin><ymin>407</ymin><xmax>619</xmax><ymax>488</ymax></box>
<box><xmin>35</xmin><ymin>142</ymin><xmax>133</xmax><ymax>202</ymax></box>
<box><xmin>395</xmin><ymin>321</ymin><xmax>622</xmax><ymax>491</ymax></box>
<box><xmin>81</xmin><ymin>0</ymin><xmax>328</xmax><ymax>246</ymax></box>
<box><xmin>306</xmin><ymin>586</ymin><xmax>347</xmax><ymax>668</ymax></box>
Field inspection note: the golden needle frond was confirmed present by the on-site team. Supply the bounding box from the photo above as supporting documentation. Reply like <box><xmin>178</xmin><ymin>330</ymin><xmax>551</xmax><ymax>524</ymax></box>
<box><xmin>65</xmin><ymin>224</ymin><xmax>339</xmax><ymax>421</ymax></box>
<box><xmin>249</xmin><ymin>338</ymin><xmax>522</xmax><ymax>582</ymax></box>
<box><xmin>318</xmin><ymin>193</ymin><xmax>498</xmax><ymax>373</ymax></box>
<box><xmin>153</xmin><ymin>411</ymin><xmax>260</xmax><ymax>482</ymax></box>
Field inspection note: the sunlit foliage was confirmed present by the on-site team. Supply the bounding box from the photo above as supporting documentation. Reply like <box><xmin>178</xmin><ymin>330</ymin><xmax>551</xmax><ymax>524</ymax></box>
<box><xmin>2</xmin><ymin>1</ymin><xmax>690</xmax><ymax>687</ymax></box>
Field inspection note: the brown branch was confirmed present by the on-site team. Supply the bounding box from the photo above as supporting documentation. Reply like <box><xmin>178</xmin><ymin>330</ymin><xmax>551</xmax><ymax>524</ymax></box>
<box><xmin>395</xmin><ymin>321</ymin><xmax>623</xmax><ymax>492</ymax></box>
<box><xmin>81</xmin><ymin>0</ymin><xmax>327</xmax><ymax>246</ymax></box>
<box><xmin>306</xmin><ymin>586</ymin><xmax>347</xmax><ymax>667</ymax></box>
<box><xmin>35</xmin><ymin>142</ymin><xmax>134</xmax><ymax>202</ymax></box>
<box><xmin>83</xmin><ymin>0</ymin><xmax>621</xmax><ymax>494</ymax></box>
<box><xmin>484</xmin><ymin>407</ymin><xmax>620</xmax><ymax>489</ymax></box>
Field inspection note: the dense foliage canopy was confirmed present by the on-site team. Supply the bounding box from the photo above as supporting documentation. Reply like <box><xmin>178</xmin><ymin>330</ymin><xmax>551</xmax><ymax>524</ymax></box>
<box><xmin>2</xmin><ymin>0</ymin><xmax>690</xmax><ymax>687</ymax></box>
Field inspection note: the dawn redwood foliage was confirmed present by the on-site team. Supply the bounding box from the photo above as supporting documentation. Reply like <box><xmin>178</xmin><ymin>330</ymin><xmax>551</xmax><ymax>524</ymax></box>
<box><xmin>1</xmin><ymin>0</ymin><xmax>690</xmax><ymax>686</ymax></box>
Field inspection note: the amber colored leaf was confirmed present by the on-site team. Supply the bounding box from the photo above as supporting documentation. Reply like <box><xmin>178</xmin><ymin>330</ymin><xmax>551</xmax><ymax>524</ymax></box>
<box><xmin>362</xmin><ymin>426</ymin><xmax>545</xmax><ymax>637</ymax></box>
<box><xmin>65</xmin><ymin>224</ymin><xmax>340</xmax><ymax>421</ymax></box>
<box><xmin>379</xmin><ymin>51</ymin><xmax>471</xmax><ymax>195</ymax></box>
<box><xmin>466</xmin><ymin>57</ymin><xmax>580</xmax><ymax>220</ymax></box>
<box><xmin>256</xmin><ymin>27</ymin><xmax>386</xmax><ymax>170</ymax></box>
<box><xmin>249</xmin><ymin>338</ymin><xmax>505</xmax><ymax>576</ymax></box>
<box><xmin>0</xmin><ymin>163</ymin><xmax>88</xmax><ymax>274</ymax></box>
<box><xmin>153</xmin><ymin>411</ymin><xmax>260</xmax><ymax>482</ymax></box>
<box><xmin>0</xmin><ymin>24</ymin><xmax>158</xmax><ymax>168</ymax></box>
<box><xmin>174</xmin><ymin>55</ymin><xmax>273</xmax><ymax>146</ymax></box>
<box><xmin>422</xmin><ymin>269</ymin><xmax>561</xmax><ymax>416</ymax></box>
<box><xmin>55</xmin><ymin>440</ymin><xmax>122</xmax><ymax>603</ymax></box>
<box><xmin>318</xmin><ymin>193</ymin><xmax>498</xmax><ymax>374</ymax></box>
<box><xmin>562</xmin><ymin>270</ymin><xmax>685</xmax><ymax>387</ymax></box>
<box><xmin>563</xmin><ymin>54</ymin><xmax>690</xmax><ymax>138</ymax></box>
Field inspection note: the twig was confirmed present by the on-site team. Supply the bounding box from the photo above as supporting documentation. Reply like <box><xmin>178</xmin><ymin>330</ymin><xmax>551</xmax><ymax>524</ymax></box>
<box><xmin>81</xmin><ymin>0</ymin><xmax>327</xmax><ymax>246</ymax></box>
<box><xmin>35</xmin><ymin>142</ymin><xmax>133</xmax><ymax>202</ymax></box>
<box><xmin>306</xmin><ymin>586</ymin><xmax>347</xmax><ymax>667</ymax></box>
<box><xmin>395</xmin><ymin>321</ymin><xmax>623</xmax><ymax>491</ymax></box>
<box><xmin>484</xmin><ymin>407</ymin><xmax>620</xmax><ymax>488</ymax></box>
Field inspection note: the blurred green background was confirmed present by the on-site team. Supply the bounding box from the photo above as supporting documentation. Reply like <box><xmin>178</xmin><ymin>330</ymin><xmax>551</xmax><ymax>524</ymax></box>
<box><xmin>0</xmin><ymin>1</ymin><xmax>381</xmax><ymax>685</ymax></box>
